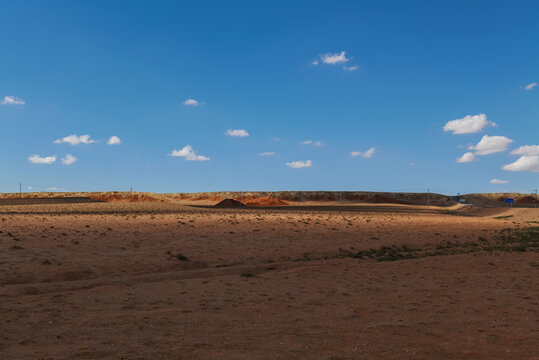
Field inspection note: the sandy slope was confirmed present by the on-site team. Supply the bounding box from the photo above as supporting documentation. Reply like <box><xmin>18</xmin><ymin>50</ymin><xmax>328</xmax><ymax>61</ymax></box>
<box><xmin>1</xmin><ymin>190</ymin><xmax>537</xmax><ymax>208</ymax></box>
<box><xmin>0</xmin><ymin>190</ymin><xmax>455</xmax><ymax>206</ymax></box>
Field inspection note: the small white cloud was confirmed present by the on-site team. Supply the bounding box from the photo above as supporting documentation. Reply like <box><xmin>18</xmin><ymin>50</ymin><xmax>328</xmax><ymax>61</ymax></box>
<box><xmin>350</xmin><ymin>147</ymin><xmax>375</xmax><ymax>158</ymax></box>
<box><xmin>525</xmin><ymin>82</ymin><xmax>537</xmax><ymax>90</ymax></box>
<box><xmin>1</xmin><ymin>95</ymin><xmax>25</xmax><ymax>105</ymax></box>
<box><xmin>311</xmin><ymin>60</ymin><xmax>319</xmax><ymax>65</ymax></box>
<box><xmin>46</xmin><ymin>187</ymin><xmax>66</xmax><ymax>191</ymax></box>
<box><xmin>183</xmin><ymin>99</ymin><xmax>200</xmax><ymax>106</ymax></box>
<box><xmin>107</xmin><ymin>136</ymin><xmax>121</xmax><ymax>145</ymax></box>
<box><xmin>320</xmin><ymin>51</ymin><xmax>350</xmax><ymax>64</ymax></box>
<box><xmin>456</xmin><ymin>152</ymin><xmax>477</xmax><ymax>163</ymax></box>
<box><xmin>225</xmin><ymin>129</ymin><xmax>249</xmax><ymax>137</ymax></box>
<box><xmin>443</xmin><ymin>114</ymin><xmax>496</xmax><ymax>134</ymax></box>
<box><xmin>510</xmin><ymin>145</ymin><xmax>539</xmax><ymax>156</ymax></box>
<box><xmin>468</xmin><ymin>135</ymin><xmax>513</xmax><ymax>155</ymax></box>
<box><xmin>54</xmin><ymin>134</ymin><xmax>97</xmax><ymax>145</ymax></box>
<box><xmin>61</xmin><ymin>154</ymin><xmax>77</xmax><ymax>165</ymax></box>
<box><xmin>169</xmin><ymin>145</ymin><xmax>209</xmax><ymax>161</ymax></box>
<box><xmin>28</xmin><ymin>154</ymin><xmax>57</xmax><ymax>164</ymax></box>
<box><xmin>489</xmin><ymin>179</ymin><xmax>508</xmax><ymax>184</ymax></box>
<box><xmin>259</xmin><ymin>152</ymin><xmax>275</xmax><ymax>156</ymax></box>
<box><xmin>343</xmin><ymin>65</ymin><xmax>358</xmax><ymax>71</ymax></box>
<box><xmin>286</xmin><ymin>160</ymin><xmax>312</xmax><ymax>168</ymax></box>
<box><xmin>300</xmin><ymin>140</ymin><xmax>322</xmax><ymax>146</ymax></box>
<box><xmin>27</xmin><ymin>186</ymin><xmax>33</xmax><ymax>190</ymax></box>
<box><xmin>502</xmin><ymin>155</ymin><xmax>539</xmax><ymax>172</ymax></box>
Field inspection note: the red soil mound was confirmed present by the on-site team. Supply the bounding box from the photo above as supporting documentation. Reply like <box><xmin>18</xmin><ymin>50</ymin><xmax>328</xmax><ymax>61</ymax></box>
<box><xmin>214</xmin><ymin>198</ymin><xmax>245</xmax><ymax>208</ymax></box>
<box><xmin>244</xmin><ymin>196</ymin><xmax>289</xmax><ymax>207</ymax></box>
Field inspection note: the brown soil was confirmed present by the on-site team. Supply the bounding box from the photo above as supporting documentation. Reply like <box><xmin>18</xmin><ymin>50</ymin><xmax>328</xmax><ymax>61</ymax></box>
<box><xmin>88</xmin><ymin>194</ymin><xmax>161</xmax><ymax>202</ymax></box>
<box><xmin>463</xmin><ymin>193</ymin><xmax>538</xmax><ymax>207</ymax></box>
<box><xmin>516</xmin><ymin>195</ymin><xmax>537</xmax><ymax>203</ymax></box>
<box><xmin>0</xmin><ymin>202</ymin><xmax>537</xmax><ymax>359</ymax></box>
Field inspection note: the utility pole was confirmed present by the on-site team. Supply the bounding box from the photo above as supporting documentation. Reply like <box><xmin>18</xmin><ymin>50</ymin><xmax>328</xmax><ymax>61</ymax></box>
<box><xmin>19</xmin><ymin>181</ymin><xmax>22</xmax><ymax>199</ymax></box>
<box><xmin>427</xmin><ymin>188</ymin><xmax>430</xmax><ymax>209</ymax></box>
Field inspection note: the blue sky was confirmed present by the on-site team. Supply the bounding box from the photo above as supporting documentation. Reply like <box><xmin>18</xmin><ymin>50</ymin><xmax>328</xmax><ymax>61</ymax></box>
<box><xmin>1</xmin><ymin>0</ymin><xmax>538</xmax><ymax>194</ymax></box>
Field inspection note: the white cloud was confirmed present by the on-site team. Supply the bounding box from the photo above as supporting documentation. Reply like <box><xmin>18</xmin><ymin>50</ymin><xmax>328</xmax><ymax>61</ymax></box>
<box><xmin>350</xmin><ymin>147</ymin><xmax>375</xmax><ymax>158</ymax></box>
<box><xmin>489</xmin><ymin>179</ymin><xmax>508</xmax><ymax>184</ymax></box>
<box><xmin>27</xmin><ymin>186</ymin><xmax>33</xmax><ymax>190</ymax></box>
<box><xmin>456</xmin><ymin>152</ymin><xmax>477</xmax><ymax>163</ymax></box>
<box><xmin>107</xmin><ymin>136</ymin><xmax>121</xmax><ymax>145</ymax></box>
<box><xmin>259</xmin><ymin>152</ymin><xmax>275</xmax><ymax>156</ymax></box>
<box><xmin>510</xmin><ymin>145</ymin><xmax>539</xmax><ymax>156</ymax></box>
<box><xmin>61</xmin><ymin>154</ymin><xmax>77</xmax><ymax>165</ymax></box>
<box><xmin>502</xmin><ymin>155</ymin><xmax>539</xmax><ymax>172</ymax></box>
<box><xmin>225</xmin><ymin>129</ymin><xmax>249</xmax><ymax>137</ymax></box>
<box><xmin>320</xmin><ymin>51</ymin><xmax>350</xmax><ymax>64</ymax></box>
<box><xmin>468</xmin><ymin>135</ymin><xmax>513</xmax><ymax>155</ymax></box>
<box><xmin>54</xmin><ymin>134</ymin><xmax>97</xmax><ymax>145</ymax></box>
<box><xmin>169</xmin><ymin>145</ymin><xmax>209</xmax><ymax>161</ymax></box>
<box><xmin>286</xmin><ymin>160</ymin><xmax>312</xmax><ymax>168</ymax></box>
<box><xmin>343</xmin><ymin>65</ymin><xmax>358</xmax><ymax>71</ymax></box>
<box><xmin>183</xmin><ymin>99</ymin><xmax>200</xmax><ymax>107</ymax></box>
<box><xmin>311</xmin><ymin>60</ymin><xmax>319</xmax><ymax>65</ymax></box>
<box><xmin>1</xmin><ymin>95</ymin><xmax>25</xmax><ymax>105</ymax></box>
<box><xmin>525</xmin><ymin>83</ymin><xmax>537</xmax><ymax>90</ymax></box>
<box><xmin>28</xmin><ymin>154</ymin><xmax>57</xmax><ymax>164</ymax></box>
<box><xmin>443</xmin><ymin>114</ymin><xmax>496</xmax><ymax>134</ymax></box>
<box><xmin>46</xmin><ymin>187</ymin><xmax>66</xmax><ymax>191</ymax></box>
<box><xmin>301</xmin><ymin>140</ymin><xmax>323</xmax><ymax>146</ymax></box>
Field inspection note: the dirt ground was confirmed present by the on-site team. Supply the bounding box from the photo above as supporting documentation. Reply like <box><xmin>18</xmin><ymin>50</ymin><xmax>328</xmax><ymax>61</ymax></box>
<box><xmin>1</xmin><ymin>202</ymin><xmax>538</xmax><ymax>359</ymax></box>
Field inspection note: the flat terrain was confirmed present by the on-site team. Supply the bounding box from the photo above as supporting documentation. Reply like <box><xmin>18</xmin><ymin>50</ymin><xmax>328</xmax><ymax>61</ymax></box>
<box><xmin>1</xmin><ymin>202</ymin><xmax>538</xmax><ymax>359</ymax></box>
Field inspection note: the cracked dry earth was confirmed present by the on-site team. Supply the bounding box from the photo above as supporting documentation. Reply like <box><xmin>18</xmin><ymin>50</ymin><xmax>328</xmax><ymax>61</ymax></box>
<box><xmin>0</xmin><ymin>203</ymin><xmax>538</xmax><ymax>359</ymax></box>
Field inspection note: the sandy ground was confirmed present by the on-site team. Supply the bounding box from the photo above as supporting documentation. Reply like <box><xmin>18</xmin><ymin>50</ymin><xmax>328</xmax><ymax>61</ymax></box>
<box><xmin>0</xmin><ymin>203</ymin><xmax>538</xmax><ymax>359</ymax></box>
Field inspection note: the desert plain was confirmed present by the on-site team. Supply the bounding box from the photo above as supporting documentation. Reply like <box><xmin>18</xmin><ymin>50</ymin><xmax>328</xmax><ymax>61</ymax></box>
<box><xmin>0</xmin><ymin>192</ymin><xmax>538</xmax><ymax>359</ymax></box>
